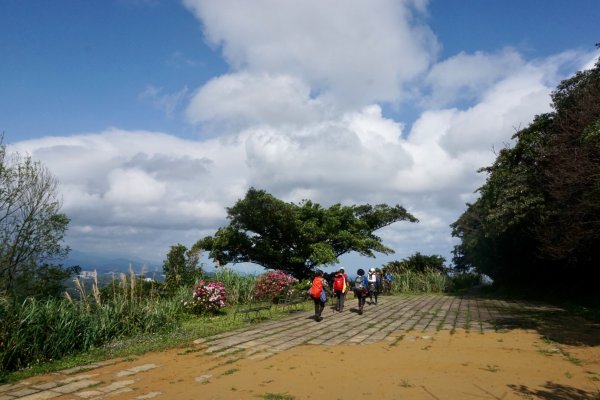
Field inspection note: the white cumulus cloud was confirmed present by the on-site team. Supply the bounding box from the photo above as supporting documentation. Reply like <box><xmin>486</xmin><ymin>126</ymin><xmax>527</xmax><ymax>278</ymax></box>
<box><xmin>7</xmin><ymin>2</ymin><xmax>598</xmax><ymax>271</ymax></box>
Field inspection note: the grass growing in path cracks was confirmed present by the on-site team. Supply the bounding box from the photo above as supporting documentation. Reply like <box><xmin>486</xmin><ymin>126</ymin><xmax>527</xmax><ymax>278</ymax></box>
<box><xmin>538</xmin><ymin>336</ymin><xmax>582</xmax><ymax>366</ymax></box>
<box><xmin>222</xmin><ymin>368</ymin><xmax>239</xmax><ymax>376</ymax></box>
<box><xmin>257</xmin><ymin>393</ymin><xmax>295</xmax><ymax>400</ymax></box>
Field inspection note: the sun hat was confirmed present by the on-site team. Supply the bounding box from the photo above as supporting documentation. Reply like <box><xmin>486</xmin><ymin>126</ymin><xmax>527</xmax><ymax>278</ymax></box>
<box><xmin>339</xmin><ymin>267</ymin><xmax>344</xmax><ymax>271</ymax></box>
<box><xmin>369</xmin><ymin>268</ymin><xmax>375</xmax><ymax>272</ymax></box>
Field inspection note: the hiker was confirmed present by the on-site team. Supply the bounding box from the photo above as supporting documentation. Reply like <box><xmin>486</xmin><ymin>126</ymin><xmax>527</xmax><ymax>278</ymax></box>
<box><xmin>367</xmin><ymin>267</ymin><xmax>381</xmax><ymax>305</ymax></box>
<box><xmin>383</xmin><ymin>269</ymin><xmax>393</xmax><ymax>295</ymax></box>
<box><xmin>332</xmin><ymin>267</ymin><xmax>349</xmax><ymax>312</ymax></box>
<box><xmin>354</xmin><ymin>268</ymin><xmax>369</xmax><ymax>315</ymax></box>
<box><xmin>309</xmin><ymin>270</ymin><xmax>330</xmax><ymax>322</ymax></box>
<box><xmin>375</xmin><ymin>268</ymin><xmax>384</xmax><ymax>298</ymax></box>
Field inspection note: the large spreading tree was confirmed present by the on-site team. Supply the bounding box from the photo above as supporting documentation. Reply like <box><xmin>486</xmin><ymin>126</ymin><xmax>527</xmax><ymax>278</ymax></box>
<box><xmin>193</xmin><ymin>188</ymin><xmax>418</xmax><ymax>278</ymax></box>
<box><xmin>451</xmin><ymin>52</ymin><xmax>600</xmax><ymax>292</ymax></box>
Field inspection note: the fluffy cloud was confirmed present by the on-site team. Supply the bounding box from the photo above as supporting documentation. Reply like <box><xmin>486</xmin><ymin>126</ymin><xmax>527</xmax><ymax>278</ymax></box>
<box><xmin>183</xmin><ymin>0</ymin><xmax>438</xmax><ymax>106</ymax></box>
<box><xmin>186</xmin><ymin>72</ymin><xmax>331</xmax><ymax>127</ymax></box>
<box><xmin>423</xmin><ymin>48</ymin><xmax>525</xmax><ymax>107</ymax></box>
<box><xmin>7</xmin><ymin>52</ymin><xmax>565</xmax><ymax>264</ymax></box>
<box><xmin>8</xmin><ymin>1</ymin><xmax>598</xmax><ymax>270</ymax></box>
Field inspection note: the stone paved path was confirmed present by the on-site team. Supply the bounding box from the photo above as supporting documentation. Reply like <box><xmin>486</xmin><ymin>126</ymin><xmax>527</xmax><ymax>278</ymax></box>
<box><xmin>0</xmin><ymin>293</ymin><xmax>556</xmax><ymax>400</ymax></box>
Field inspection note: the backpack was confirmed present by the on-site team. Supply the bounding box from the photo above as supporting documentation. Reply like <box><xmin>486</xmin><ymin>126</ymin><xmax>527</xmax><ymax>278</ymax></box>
<box><xmin>309</xmin><ymin>277</ymin><xmax>324</xmax><ymax>299</ymax></box>
<box><xmin>354</xmin><ymin>275</ymin><xmax>365</xmax><ymax>291</ymax></box>
<box><xmin>333</xmin><ymin>274</ymin><xmax>345</xmax><ymax>292</ymax></box>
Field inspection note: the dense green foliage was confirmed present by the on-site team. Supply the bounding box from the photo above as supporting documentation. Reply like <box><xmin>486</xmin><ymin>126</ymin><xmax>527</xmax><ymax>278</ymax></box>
<box><xmin>0</xmin><ymin>292</ymin><xmax>180</xmax><ymax>372</ymax></box>
<box><xmin>383</xmin><ymin>252</ymin><xmax>446</xmax><ymax>273</ymax></box>
<box><xmin>0</xmin><ymin>268</ymin><xmax>294</xmax><ymax>375</ymax></box>
<box><xmin>0</xmin><ymin>263</ymin><xmax>484</xmax><ymax>377</ymax></box>
<box><xmin>388</xmin><ymin>270</ymin><xmax>448</xmax><ymax>293</ymax></box>
<box><xmin>451</xmin><ymin>55</ymin><xmax>600</xmax><ymax>292</ymax></box>
<box><xmin>212</xmin><ymin>268</ymin><xmax>256</xmax><ymax>305</ymax></box>
<box><xmin>0</xmin><ymin>139</ymin><xmax>73</xmax><ymax>299</ymax></box>
<box><xmin>162</xmin><ymin>244</ymin><xmax>202</xmax><ymax>293</ymax></box>
<box><xmin>194</xmin><ymin>188</ymin><xmax>418</xmax><ymax>279</ymax></box>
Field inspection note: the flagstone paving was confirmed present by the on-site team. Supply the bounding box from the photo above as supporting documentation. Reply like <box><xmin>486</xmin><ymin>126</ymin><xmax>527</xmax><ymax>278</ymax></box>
<box><xmin>1</xmin><ymin>292</ymin><xmax>559</xmax><ymax>399</ymax></box>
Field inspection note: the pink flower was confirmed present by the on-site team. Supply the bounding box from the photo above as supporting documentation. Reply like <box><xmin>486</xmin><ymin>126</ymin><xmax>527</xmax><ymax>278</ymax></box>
<box><xmin>184</xmin><ymin>280</ymin><xmax>227</xmax><ymax>314</ymax></box>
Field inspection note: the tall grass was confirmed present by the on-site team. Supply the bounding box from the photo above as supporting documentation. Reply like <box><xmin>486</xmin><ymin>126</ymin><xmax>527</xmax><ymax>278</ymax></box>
<box><xmin>390</xmin><ymin>269</ymin><xmax>448</xmax><ymax>294</ymax></box>
<box><xmin>213</xmin><ymin>268</ymin><xmax>257</xmax><ymax>305</ymax></box>
<box><xmin>0</xmin><ymin>269</ymin><xmax>181</xmax><ymax>372</ymax></box>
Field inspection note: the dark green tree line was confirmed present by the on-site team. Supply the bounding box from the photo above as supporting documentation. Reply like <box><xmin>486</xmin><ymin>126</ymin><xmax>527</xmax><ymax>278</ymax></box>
<box><xmin>451</xmin><ymin>53</ymin><xmax>600</xmax><ymax>292</ymax></box>
<box><xmin>383</xmin><ymin>252</ymin><xmax>446</xmax><ymax>274</ymax></box>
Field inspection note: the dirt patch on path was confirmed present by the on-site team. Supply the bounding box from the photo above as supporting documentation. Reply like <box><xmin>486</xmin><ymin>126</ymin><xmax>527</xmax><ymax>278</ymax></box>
<box><xmin>23</xmin><ymin>329</ymin><xmax>600</xmax><ymax>400</ymax></box>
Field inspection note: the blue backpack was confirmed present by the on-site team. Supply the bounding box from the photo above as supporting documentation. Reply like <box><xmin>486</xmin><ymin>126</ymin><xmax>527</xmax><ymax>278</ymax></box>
<box><xmin>355</xmin><ymin>275</ymin><xmax>366</xmax><ymax>291</ymax></box>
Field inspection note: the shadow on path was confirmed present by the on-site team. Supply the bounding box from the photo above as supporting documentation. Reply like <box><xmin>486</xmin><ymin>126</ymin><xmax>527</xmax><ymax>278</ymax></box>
<box><xmin>466</xmin><ymin>287</ymin><xmax>600</xmax><ymax>347</ymax></box>
<box><xmin>509</xmin><ymin>382</ymin><xmax>600</xmax><ymax>400</ymax></box>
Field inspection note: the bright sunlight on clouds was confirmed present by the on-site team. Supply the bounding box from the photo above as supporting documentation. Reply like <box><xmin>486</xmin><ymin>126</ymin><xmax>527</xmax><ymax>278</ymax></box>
<box><xmin>4</xmin><ymin>0</ymin><xmax>599</xmax><ymax>270</ymax></box>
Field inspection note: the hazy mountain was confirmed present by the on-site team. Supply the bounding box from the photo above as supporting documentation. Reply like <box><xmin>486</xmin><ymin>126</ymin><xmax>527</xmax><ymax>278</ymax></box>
<box><xmin>64</xmin><ymin>249</ymin><xmax>162</xmax><ymax>275</ymax></box>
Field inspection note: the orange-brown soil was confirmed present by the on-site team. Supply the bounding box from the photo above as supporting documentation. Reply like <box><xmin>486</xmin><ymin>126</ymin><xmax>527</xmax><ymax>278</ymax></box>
<box><xmin>36</xmin><ymin>328</ymin><xmax>600</xmax><ymax>399</ymax></box>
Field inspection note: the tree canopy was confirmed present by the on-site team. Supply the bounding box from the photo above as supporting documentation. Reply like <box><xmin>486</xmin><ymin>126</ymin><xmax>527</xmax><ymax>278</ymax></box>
<box><xmin>0</xmin><ymin>138</ymin><xmax>72</xmax><ymax>299</ymax></box>
<box><xmin>383</xmin><ymin>252</ymin><xmax>446</xmax><ymax>274</ymax></box>
<box><xmin>451</xmin><ymin>53</ymin><xmax>600</xmax><ymax>293</ymax></box>
<box><xmin>193</xmin><ymin>188</ymin><xmax>418</xmax><ymax>278</ymax></box>
<box><xmin>162</xmin><ymin>243</ymin><xmax>202</xmax><ymax>292</ymax></box>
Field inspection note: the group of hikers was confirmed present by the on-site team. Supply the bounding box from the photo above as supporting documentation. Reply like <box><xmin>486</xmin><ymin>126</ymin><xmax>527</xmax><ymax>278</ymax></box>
<box><xmin>308</xmin><ymin>267</ymin><xmax>387</xmax><ymax>321</ymax></box>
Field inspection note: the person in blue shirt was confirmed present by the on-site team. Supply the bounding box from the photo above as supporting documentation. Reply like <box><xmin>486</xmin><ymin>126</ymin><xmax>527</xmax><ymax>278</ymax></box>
<box><xmin>383</xmin><ymin>270</ymin><xmax>393</xmax><ymax>295</ymax></box>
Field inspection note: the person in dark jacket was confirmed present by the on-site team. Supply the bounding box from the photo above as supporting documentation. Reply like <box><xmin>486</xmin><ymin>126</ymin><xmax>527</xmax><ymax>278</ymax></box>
<box><xmin>354</xmin><ymin>268</ymin><xmax>369</xmax><ymax>315</ymax></box>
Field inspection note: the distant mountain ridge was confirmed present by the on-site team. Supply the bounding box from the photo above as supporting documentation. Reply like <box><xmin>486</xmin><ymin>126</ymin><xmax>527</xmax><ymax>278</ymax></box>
<box><xmin>64</xmin><ymin>249</ymin><xmax>162</xmax><ymax>274</ymax></box>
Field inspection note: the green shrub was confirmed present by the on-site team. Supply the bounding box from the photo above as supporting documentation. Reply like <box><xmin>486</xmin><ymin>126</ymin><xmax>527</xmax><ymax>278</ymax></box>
<box><xmin>213</xmin><ymin>268</ymin><xmax>256</xmax><ymax>305</ymax></box>
<box><xmin>447</xmin><ymin>272</ymin><xmax>483</xmax><ymax>293</ymax></box>
<box><xmin>390</xmin><ymin>269</ymin><xmax>448</xmax><ymax>294</ymax></box>
<box><xmin>0</xmin><ymin>273</ymin><xmax>182</xmax><ymax>372</ymax></box>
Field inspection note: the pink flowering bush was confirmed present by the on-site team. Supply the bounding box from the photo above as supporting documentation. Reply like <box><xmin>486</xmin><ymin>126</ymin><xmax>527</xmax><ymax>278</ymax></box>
<box><xmin>182</xmin><ymin>280</ymin><xmax>227</xmax><ymax>314</ymax></box>
<box><xmin>253</xmin><ymin>270</ymin><xmax>298</xmax><ymax>302</ymax></box>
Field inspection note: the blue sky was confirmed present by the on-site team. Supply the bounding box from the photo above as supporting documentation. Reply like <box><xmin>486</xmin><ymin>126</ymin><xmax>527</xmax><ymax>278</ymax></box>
<box><xmin>1</xmin><ymin>0</ymin><xmax>599</xmax><ymax>274</ymax></box>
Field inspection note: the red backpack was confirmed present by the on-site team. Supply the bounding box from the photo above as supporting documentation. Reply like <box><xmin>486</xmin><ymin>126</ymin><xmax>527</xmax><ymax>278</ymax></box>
<box><xmin>309</xmin><ymin>277</ymin><xmax>324</xmax><ymax>299</ymax></box>
<box><xmin>333</xmin><ymin>273</ymin><xmax>345</xmax><ymax>292</ymax></box>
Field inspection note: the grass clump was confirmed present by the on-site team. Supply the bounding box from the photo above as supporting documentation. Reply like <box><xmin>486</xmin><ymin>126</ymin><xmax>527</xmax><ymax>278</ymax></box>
<box><xmin>257</xmin><ymin>393</ymin><xmax>295</xmax><ymax>400</ymax></box>
<box><xmin>390</xmin><ymin>269</ymin><xmax>448</xmax><ymax>294</ymax></box>
<box><xmin>0</xmin><ymin>269</ymin><xmax>181</xmax><ymax>374</ymax></box>
<box><xmin>0</xmin><ymin>268</ymin><xmax>312</xmax><ymax>383</ymax></box>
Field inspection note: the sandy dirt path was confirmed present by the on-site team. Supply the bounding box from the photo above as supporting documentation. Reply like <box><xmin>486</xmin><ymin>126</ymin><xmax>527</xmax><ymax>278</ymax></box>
<box><xmin>4</xmin><ymin>294</ymin><xmax>599</xmax><ymax>400</ymax></box>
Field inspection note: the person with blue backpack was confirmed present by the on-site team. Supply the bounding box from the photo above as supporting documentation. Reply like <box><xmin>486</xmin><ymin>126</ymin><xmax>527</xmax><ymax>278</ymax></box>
<box><xmin>353</xmin><ymin>268</ymin><xmax>369</xmax><ymax>315</ymax></box>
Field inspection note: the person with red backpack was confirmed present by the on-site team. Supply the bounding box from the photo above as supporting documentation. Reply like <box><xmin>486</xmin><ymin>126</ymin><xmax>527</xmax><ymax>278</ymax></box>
<box><xmin>332</xmin><ymin>267</ymin><xmax>349</xmax><ymax>312</ymax></box>
<box><xmin>308</xmin><ymin>270</ymin><xmax>330</xmax><ymax>321</ymax></box>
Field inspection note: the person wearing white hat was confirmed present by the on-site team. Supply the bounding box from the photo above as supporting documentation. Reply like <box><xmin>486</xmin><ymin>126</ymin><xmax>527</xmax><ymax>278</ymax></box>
<box><xmin>367</xmin><ymin>268</ymin><xmax>380</xmax><ymax>305</ymax></box>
